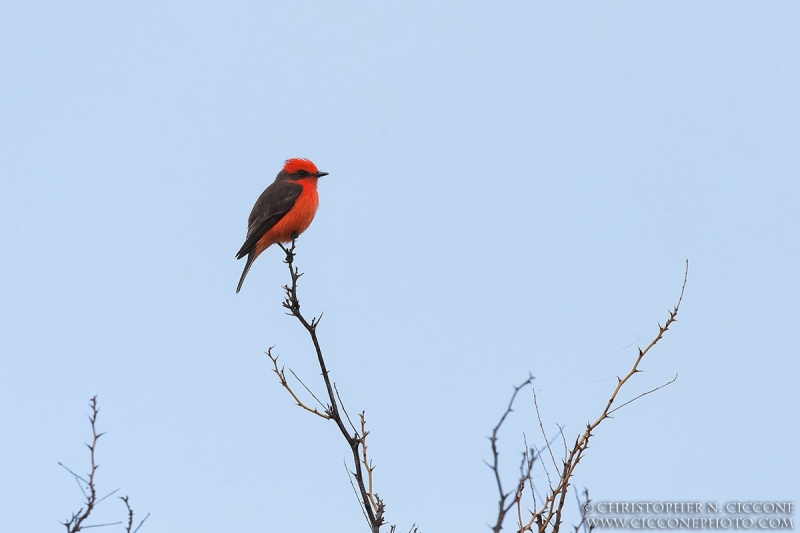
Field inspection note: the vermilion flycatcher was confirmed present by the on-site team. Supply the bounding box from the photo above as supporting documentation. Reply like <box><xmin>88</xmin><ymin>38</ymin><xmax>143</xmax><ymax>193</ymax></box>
<box><xmin>235</xmin><ymin>158</ymin><xmax>328</xmax><ymax>293</ymax></box>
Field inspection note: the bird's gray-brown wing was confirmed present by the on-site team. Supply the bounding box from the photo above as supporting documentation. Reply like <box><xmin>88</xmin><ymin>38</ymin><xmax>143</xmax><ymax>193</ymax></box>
<box><xmin>235</xmin><ymin>180</ymin><xmax>303</xmax><ymax>260</ymax></box>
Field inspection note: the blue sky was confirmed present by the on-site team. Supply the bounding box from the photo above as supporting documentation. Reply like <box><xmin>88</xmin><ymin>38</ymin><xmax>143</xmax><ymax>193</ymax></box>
<box><xmin>1</xmin><ymin>2</ymin><xmax>798</xmax><ymax>531</ymax></box>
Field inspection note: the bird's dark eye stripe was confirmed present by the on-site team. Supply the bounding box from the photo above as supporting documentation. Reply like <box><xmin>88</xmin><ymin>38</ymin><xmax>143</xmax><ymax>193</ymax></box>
<box><xmin>297</xmin><ymin>169</ymin><xmax>309</xmax><ymax>175</ymax></box>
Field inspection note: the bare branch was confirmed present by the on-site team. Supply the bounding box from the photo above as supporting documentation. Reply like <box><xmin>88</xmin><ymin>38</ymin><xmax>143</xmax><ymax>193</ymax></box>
<box><xmin>61</xmin><ymin>397</ymin><xmax>101</xmax><ymax>533</ymax></box>
<box><xmin>121</xmin><ymin>496</ymin><xmax>134</xmax><ymax>533</ymax></box>
<box><xmin>60</xmin><ymin>398</ymin><xmax>147</xmax><ymax>533</ymax></box>
<box><xmin>266</xmin><ymin>348</ymin><xmax>330</xmax><ymax>419</ymax></box>
<box><xmin>491</xmin><ymin>261</ymin><xmax>689</xmax><ymax>533</ymax></box>
<box><xmin>359</xmin><ymin>412</ymin><xmax>380</xmax><ymax>512</ymax></box>
<box><xmin>573</xmin><ymin>489</ymin><xmax>595</xmax><ymax>533</ymax></box>
<box><xmin>270</xmin><ymin>239</ymin><xmax>387</xmax><ymax>532</ymax></box>
<box><xmin>488</xmin><ymin>375</ymin><xmax>535</xmax><ymax>533</ymax></box>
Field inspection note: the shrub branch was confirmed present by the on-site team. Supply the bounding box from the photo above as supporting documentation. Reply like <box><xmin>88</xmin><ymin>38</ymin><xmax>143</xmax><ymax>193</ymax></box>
<box><xmin>490</xmin><ymin>261</ymin><xmax>689</xmax><ymax>533</ymax></box>
<box><xmin>60</xmin><ymin>397</ymin><xmax>148</xmax><ymax>533</ymax></box>
<box><xmin>267</xmin><ymin>238</ymin><xmax>388</xmax><ymax>532</ymax></box>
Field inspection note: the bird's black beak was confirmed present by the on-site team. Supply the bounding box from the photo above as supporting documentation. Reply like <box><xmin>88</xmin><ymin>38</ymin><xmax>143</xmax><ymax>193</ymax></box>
<box><xmin>315</xmin><ymin>171</ymin><xmax>329</xmax><ymax>178</ymax></box>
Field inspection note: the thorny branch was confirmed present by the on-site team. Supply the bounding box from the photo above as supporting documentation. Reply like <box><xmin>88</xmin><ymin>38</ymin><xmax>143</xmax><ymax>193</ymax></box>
<box><xmin>490</xmin><ymin>261</ymin><xmax>689</xmax><ymax>533</ymax></box>
<box><xmin>268</xmin><ymin>238</ymin><xmax>388</xmax><ymax>533</ymax></box>
<box><xmin>60</xmin><ymin>397</ymin><xmax>148</xmax><ymax>533</ymax></box>
<box><xmin>60</xmin><ymin>397</ymin><xmax>102</xmax><ymax>533</ymax></box>
<box><xmin>573</xmin><ymin>489</ymin><xmax>595</xmax><ymax>533</ymax></box>
<box><xmin>488</xmin><ymin>375</ymin><xmax>535</xmax><ymax>533</ymax></box>
<box><xmin>121</xmin><ymin>496</ymin><xmax>150</xmax><ymax>533</ymax></box>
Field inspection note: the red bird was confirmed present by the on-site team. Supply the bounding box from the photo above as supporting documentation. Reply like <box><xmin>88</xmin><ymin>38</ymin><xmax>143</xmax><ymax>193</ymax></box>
<box><xmin>235</xmin><ymin>158</ymin><xmax>328</xmax><ymax>293</ymax></box>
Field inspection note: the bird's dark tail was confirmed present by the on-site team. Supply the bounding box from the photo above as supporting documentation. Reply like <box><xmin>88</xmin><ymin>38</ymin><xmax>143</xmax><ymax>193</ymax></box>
<box><xmin>236</xmin><ymin>252</ymin><xmax>256</xmax><ymax>293</ymax></box>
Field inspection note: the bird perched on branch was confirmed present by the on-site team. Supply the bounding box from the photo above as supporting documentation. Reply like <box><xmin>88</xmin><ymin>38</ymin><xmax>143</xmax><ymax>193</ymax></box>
<box><xmin>235</xmin><ymin>158</ymin><xmax>328</xmax><ymax>293</ymax></box>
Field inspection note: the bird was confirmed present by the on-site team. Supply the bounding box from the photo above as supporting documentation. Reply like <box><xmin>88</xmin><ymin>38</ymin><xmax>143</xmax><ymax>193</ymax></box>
<box><xmin>235</xmin><ymin>158</ymin><xmax>328</xmax><ymax>293</ymax></box>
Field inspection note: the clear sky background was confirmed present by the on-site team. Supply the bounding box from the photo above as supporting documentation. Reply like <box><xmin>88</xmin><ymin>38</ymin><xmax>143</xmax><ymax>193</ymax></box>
<box><xmin>1</xmin><ymin>2</ymin><xmax>798</xmax><ymax>532</ymax></box>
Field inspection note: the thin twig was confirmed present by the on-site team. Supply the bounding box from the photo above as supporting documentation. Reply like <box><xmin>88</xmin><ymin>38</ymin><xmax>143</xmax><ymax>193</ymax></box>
<box><xmin>78</xmin><ymin>520</ymin><xmax>122</xmax><ymax>528</ymax></box>
<box><xmin>359</xmin><ymin>412</ymin><xmax>379</xmax><ymax>512</ymax></box>
<box><xmin>532</xmin><ymin>389</ymin><xmax>559</xmax><ymax>478</ymax></box>
<box><xmin>95</xmin><ymin>488</ymin><xmax>120</xmax><ymax>505</ymax></box>
<box><xmin>132</xmin><ymin>513</ymin><xmax>150</xmax><ymax>533</ymax></box>
<box><xmin>288</xmin><ymin>367</ymin><xmax>330</xmax><ymax>413</ymax></box>
<box><xmin>608</xmin><ymin>374</ymin><xmax>678</xmax><ymax>416</ymax></box>
<box><xmin>345</xmin><ymin>460</ymin><xmax>371</xmax><ymax>526</ymax></box>
<box><xmin>335</xmin><ymin>383</ymin><xmax>360</xmax><ymax>435</ymax></box>
<box><xmin>58</xmin><ymin>463</ymin><xmax>89</xmax><ymax>489</ymax></box>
